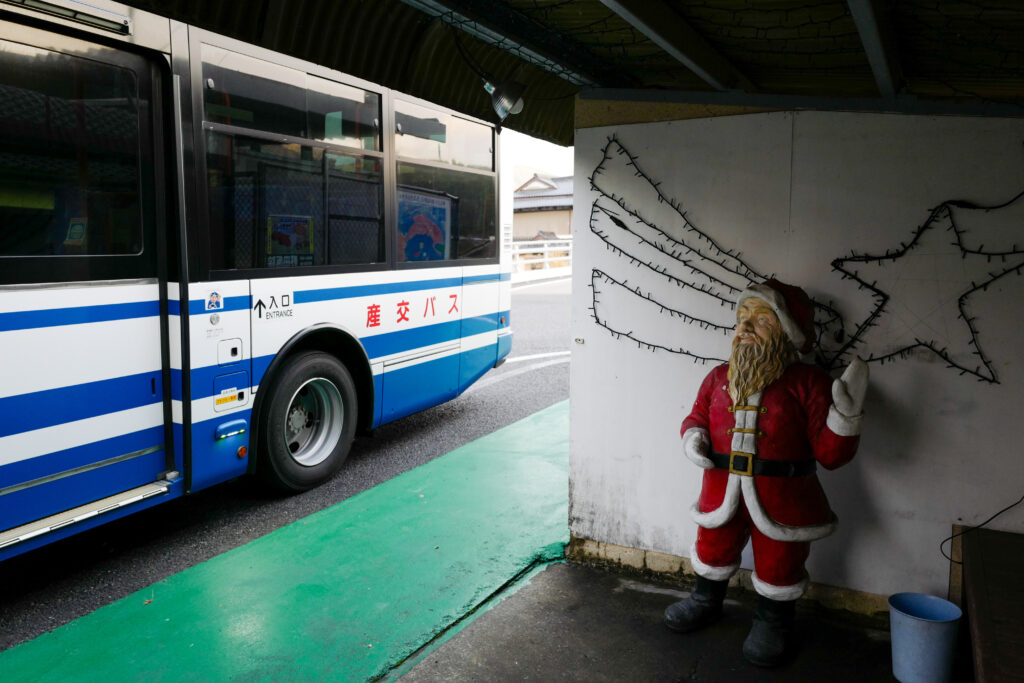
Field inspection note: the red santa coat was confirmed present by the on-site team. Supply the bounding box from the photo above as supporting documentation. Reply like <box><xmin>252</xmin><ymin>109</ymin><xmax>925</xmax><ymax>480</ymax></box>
<box><xmin>681</xmin><ymin>362</ymin><xmax>860</xmax><ymax>543</ymax></box>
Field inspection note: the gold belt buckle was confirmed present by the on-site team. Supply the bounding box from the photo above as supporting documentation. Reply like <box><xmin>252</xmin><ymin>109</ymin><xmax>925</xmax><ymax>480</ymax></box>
<box><xmin>729</xmin><ymin>451</ymin><xmax>754</xmax><ymax>476</ymax></box>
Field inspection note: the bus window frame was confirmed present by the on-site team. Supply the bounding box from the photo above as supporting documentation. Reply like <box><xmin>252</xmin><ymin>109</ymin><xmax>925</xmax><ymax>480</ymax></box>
<box><xmin>391</xmin><ymin>93</ymin><xmax>499</xmax><ymax>272</ymax></box>
<box><xmin>187</xmin><ymin>28</ymin><xmax>499</xmax><ymax>284</ymax></box>
<box><xmin>0</xmin><ymin>20</ymin><xmax>162</xmax><ymax>286</ymax></box>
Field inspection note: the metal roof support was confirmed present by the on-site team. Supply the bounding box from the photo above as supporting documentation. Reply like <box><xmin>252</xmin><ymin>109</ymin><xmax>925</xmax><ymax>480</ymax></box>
<box><xmin>579</xmin><ymin>87</ymin><xmax>1024</xmax><ymax>118</ymax></box>
<box><xmin>598</xmin><ymin>0</ymin><xmax>754</xmax><ymax>92</ymax></box>
<box><xmin>847</xmin><ymin>0</ymin><xmax>903</xmax><ymax>99</ymax></box>
<box><xmin>400</xmin><ymin>0</ymin><xmax>635</xmax><ymax>88</ymax></box>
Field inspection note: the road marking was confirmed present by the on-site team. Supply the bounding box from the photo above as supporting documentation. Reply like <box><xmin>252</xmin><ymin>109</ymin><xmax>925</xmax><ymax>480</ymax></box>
<box><xmin>505</xmin><ymin>351</ymin><xmax>571</xmax><ymax>364</ymax></box>
<box><xmin>463</xmin><ymin>357</ymin><xmax>570</xmax><ymax>394</ymax></box>
<box><xmin>511</xmin><ymin>277</ymin><xmax>572</xmax><ymax>291</ymax></box>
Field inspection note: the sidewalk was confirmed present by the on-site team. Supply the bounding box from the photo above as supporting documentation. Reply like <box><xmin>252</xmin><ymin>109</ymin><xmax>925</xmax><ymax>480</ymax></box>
<box><xmin>0</xmin><ymin>403</ymin><xmax>570</xmax><ymax>682</ymax></box>
<box><xmin>400</xmin><ymin>562</ymin><xmax>898</xmax><ymax>682</ymax></box>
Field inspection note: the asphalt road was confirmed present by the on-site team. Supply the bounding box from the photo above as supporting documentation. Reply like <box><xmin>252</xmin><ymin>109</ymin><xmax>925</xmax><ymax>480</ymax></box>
<box><xmin>0</xmin><ymin>276</ymin><xmax>572</xmax><ymax>651</ymax></box>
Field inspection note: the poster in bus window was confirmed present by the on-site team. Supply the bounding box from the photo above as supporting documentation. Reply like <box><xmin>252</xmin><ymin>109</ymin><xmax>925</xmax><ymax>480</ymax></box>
<box><xmin>266</xmin><ymin>214</ymin><xmax>314</xmax><ymax>267</ymax></box>
<box><xmin>398</xmin><ymin>187</ymin><xmax>454</xmax><ymax>262</ymax></box>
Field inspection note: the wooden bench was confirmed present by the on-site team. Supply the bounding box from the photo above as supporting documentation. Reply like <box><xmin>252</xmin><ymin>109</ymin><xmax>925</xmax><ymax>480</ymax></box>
<box><xmin>962</xmin><ymin>528</ymin><xmax>1024</xmax><ymax>682</ymax></box>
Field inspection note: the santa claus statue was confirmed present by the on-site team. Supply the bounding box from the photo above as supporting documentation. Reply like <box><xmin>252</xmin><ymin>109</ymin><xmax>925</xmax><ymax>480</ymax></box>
<box><xmin>665</xmin><ymin>279</ymin><xmax>868</xmax><ymax>667</ymax></box>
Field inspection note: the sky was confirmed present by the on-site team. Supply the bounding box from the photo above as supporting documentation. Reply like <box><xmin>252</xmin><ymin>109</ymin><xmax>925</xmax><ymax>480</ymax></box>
<box><xmin>502</xmin><ymin>129</ymin><xmax>574</xmax><ymax>186</ymax></box>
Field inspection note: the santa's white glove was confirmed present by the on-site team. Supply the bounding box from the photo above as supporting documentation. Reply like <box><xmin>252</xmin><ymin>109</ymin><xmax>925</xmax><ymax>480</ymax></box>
<box><xmin>683</xmin><ymin>427</ymin><xmax>714</xmax><ymax>469</ymax></box>
<box><xmin>828</xmin><ymin>358</ymin><xmax>869</xmax><ymax>436</ymax></box>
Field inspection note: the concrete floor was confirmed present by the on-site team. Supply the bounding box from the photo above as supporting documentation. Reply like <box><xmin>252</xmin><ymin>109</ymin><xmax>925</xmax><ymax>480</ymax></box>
<box><xmin>401</xmin><ymin>561</ymin><xmax>899</xmax><ymax>682</ymax></box>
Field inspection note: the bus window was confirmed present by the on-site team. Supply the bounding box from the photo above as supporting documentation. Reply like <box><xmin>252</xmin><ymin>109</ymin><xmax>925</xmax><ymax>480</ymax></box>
<box><xmin>396</xmin><ymin>163</ymin><xmax>496</xmax><ymax>262</ymax></box>
<box><xmin>327</xmin><ymin>152</ymin><xmax>384</xmax><ymax>265</ymax></box>
<box><xmin>202</xmin><ymin>44</ymin><xmax>305</xmax><ymax>138</ymax></box>
<box><xmin>394</xmin><ymin>100</ymin><xmax>496</xmax><ymax>263</ymax></box>
<box><xmin>0</xmin><ymin>40</ymin><xmax>142</xmax><ymax>258</ymax></box>
<box><xmin>394</xmin><ymin>100</ymin><xmax>492</xmax><ymax>171</ymax></box>
<box><xmin>206</xmin><ymin>134</ymin><xmax>384</xmax><ymax>270</ymax></box>
<box><xmin>307</xmin><ymin>75</ymin><xmax>381</xmax><ymax>152</ymax></box>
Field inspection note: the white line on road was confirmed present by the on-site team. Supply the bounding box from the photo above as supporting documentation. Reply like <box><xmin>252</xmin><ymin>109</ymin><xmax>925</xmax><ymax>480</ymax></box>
<box><xmin>462</xmin><ymin>357</ymin><xmax>570</xmax><ymax>395</ymax></box>
<box><xmin>511</xmin><ymin>277</ymin><xmax>572</xmax><ymax>291</ymax></box>
<box><xmin>504</xmin><ymin>351</ymin><xmax>571</xmax><ymax>364</ymax></box>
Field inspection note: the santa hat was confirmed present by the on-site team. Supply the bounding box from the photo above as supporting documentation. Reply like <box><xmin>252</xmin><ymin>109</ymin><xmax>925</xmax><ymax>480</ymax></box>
<box><xmin>736</xmin><ymin>279</ymin><xmax>815</xmax><ymax>355</ymax></box>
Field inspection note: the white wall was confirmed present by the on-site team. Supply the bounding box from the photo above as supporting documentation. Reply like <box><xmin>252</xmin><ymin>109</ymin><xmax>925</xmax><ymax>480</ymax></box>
<box><xmin>570</xmin><ymin>111</ymin><xmax>1024</xmax><ymax>598</ymax></box>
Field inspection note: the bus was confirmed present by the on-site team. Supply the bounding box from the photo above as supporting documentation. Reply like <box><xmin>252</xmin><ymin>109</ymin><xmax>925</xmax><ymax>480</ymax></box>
<box><xmin>0</xmin><ymin>0</ymin><xmax>512</xmax><ymax>561</ymax></box>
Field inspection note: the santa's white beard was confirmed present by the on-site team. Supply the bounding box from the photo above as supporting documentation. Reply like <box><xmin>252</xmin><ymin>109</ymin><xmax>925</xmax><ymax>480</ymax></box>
<box><xmin>727</xmin><ymin>328</ymin><xmax>796</xmax><ymax>404</ymax></box>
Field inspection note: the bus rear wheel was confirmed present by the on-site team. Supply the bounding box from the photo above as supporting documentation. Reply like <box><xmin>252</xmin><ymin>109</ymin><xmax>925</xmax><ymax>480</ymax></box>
<box><xmin>257</xmin><ymin>351</ymin><xmax>358</xmax><ymax>492</ymax></box>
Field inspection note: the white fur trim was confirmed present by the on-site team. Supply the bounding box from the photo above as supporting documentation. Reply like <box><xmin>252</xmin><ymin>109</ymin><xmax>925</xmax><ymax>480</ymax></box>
<box><xmin>683</xmin><ymin>427</ymin><xmax>714</xmax><ymax>469</ymax></box>
<box><xmin>827</xmin><ymin>404</ymin><xmax>862</xmax><ymax>437</ymax></box>
<box><xmin>752</xmin><ymin>571</ymin><xmax>809</xmax><ymax>601</ymax></box>
<box><xmin>740</xmin><ymin>477</ymin><xmax>838</xmax><ymax>542</ymax></box>
<box><xmin>690</xmin><ymin>541</ymin><xmax>740</xmax><ymax>581</ymax></box>
<box><xmin>738</xmin><ymin>284</ymin><xmax>805</xmax><ymax>352</ymax></box>
<box><xmin>690</xmin><ymin>474</ymin><xmax>741</xmax><ymax>528</ymax></box>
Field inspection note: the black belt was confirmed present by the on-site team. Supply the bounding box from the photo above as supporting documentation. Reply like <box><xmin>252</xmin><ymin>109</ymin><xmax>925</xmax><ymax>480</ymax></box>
<box><xmin>709</xmin><ymin>451</ymin><xmax>816</xmax><ymax>477</ymax></box>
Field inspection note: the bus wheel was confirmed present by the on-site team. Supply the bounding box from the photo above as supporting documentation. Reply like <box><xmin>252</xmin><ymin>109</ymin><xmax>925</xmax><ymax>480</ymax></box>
<box><xmin>257</xmin><ymin>351</ymin><xmax>358</xmax><ymax>492</ymax></box>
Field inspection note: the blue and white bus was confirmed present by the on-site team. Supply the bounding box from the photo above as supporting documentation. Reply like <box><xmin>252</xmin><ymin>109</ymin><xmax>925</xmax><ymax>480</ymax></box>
<box><xmin>0</xmin><ymin>0</ymin><xmax>511</xmax><ymax>561</ymax></box>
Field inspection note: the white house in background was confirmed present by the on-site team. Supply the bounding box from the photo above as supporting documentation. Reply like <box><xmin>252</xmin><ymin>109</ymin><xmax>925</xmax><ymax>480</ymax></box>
<box><xmin>512</xmin><ymin>174</ymin><xmax>573</xmax><ymax>241</ymax></box>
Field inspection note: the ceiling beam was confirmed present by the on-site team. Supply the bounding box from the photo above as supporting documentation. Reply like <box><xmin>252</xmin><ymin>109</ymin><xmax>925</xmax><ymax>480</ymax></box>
<box><xmin>846</xmin><ymin>0</ymin><xmax>903</xmax><ymax>99</ymax></box>
<box><xmin>402</xmin><ymin>0</ymin><xmax>637</xmax><ymax>88</ymax></box>
<box><xmin>579</xmin><ymin>87</ymin><xmax>1024</xmax><ymax>118</ymax></box>
<box><xmin>598</xmin><ymin>0</ymin><xmax>754</xmax><ymax>92</ymax></box>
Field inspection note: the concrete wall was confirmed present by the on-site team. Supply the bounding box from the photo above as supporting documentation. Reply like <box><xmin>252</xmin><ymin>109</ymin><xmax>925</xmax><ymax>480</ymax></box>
<box><xmin>569</xmin><ymin>110</ymin><xmax>1024</xmax><ymax>599</ymax></box>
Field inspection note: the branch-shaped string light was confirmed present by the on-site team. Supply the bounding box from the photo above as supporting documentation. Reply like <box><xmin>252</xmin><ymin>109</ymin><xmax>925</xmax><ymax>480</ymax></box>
<box><xmin>589</xmin><ymin>134</ymin><xmax>848</xmax><ymax>363</ymax></box>
<box><xmin>590</xmin><ymin>269</ymin><xmax>729</xmax><ymax>363</ymax></box>
<box><xmin>589</xmin><ymin>135</ymin><xmax>765</xmax><ymax>283</ymax></box>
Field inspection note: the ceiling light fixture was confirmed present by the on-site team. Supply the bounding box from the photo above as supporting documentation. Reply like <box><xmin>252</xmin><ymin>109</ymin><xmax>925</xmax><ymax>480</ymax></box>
<box><xmin>484</xmin><ymin>79</ymin><xmax>525</xmax><ymax>121</ymax></box>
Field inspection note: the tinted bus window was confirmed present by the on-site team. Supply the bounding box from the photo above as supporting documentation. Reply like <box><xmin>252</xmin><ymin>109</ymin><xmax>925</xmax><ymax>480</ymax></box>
<box><xmin>202</xmin><ymin>44</ymin><xmax>305</xmax><ymax>137</ymax></box>
<box><xmin>307</xmin><ymin>75</ymin><xmax>381</xmax><ymax>152</ymax></box>
<box><xmin>0</xmin><ymin>40</ymin><xmax>142</xmax><ymax>257</ymax></box>
<box><xmin>207</xmin><ymin>132</ymin><xmax>383</xmax><ymax>269</ymax></box>
<box><xmin>397</xmin><ymin>163</ymin><xmax>495</xmax><ymax>262</ymax></box>
<box><xmin>394</xmin><ymin>101</ymin><xmax>492</xmax><ymax>171</ymax></box>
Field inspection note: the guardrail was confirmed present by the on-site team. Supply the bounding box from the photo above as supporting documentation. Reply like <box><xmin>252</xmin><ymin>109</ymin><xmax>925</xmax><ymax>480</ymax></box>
<box><xmin>510</xmin><ymin>239</ymin><xmax>572</xmax><ymax>273</ymax></box>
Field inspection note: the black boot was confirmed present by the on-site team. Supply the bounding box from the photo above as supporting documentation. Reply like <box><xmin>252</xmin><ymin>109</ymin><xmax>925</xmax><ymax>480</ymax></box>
<box><xmin>664</xmin><ymin>576</ymin><xmax>728</xmax><ymax>633</ymax></box>
<box><xmin>742</xmin><ymin>596</ymin><xmax>796</xmax><ymax>667</ymax></box>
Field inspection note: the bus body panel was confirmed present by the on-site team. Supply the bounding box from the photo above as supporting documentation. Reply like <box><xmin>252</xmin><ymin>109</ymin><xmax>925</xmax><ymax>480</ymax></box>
<box><xmin>0</xmin><ymin>282</ymin><xmax>172</xmax><ymax>533</ymax></box>
<box><xmin>185</xmin><ymin>280</ymin><xmax>253</xmax><ymax>492</ymax></box>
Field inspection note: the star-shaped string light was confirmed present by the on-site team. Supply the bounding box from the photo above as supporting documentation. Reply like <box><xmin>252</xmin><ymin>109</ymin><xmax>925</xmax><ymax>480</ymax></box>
<box><xmin>830</xmin><ymin>190</ymin><xmax>1024</xmax><ymax>383</ymax></box>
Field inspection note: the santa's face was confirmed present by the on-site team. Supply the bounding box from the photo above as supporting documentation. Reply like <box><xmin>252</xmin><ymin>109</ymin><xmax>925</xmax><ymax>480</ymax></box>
<box><xmin>735</xmin><ymin>297</ymin><xmax>780</xmax><ymax>345</ymax></box>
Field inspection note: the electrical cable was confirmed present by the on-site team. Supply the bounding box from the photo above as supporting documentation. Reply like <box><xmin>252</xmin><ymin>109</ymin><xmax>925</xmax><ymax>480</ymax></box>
<box><xmin>940</xmin><ymin>492</ymin><xmax>1024</xmax><ymax>564</ymax></box>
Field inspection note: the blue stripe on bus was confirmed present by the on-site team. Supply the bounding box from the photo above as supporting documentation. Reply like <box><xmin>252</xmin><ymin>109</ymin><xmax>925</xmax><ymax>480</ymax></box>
<box><xmin>188</xmin><ymin>295</ymin><xmax>251</xmax><ymax>316</ymax></box>
<box><xmin>463</xmin><ymin>273</ymin><xmax>500</xmax><ymax>284</ymax></box>
<box><xmin>0</xmin><ymin>301</ymin><xmax>160</xmax><ymax>333</ymax></box>
<box><xmin>294</xmin><ymin>277</ymin><xmax>463</xmax><ymax>304</ymax></box>
<box><xmin>462</xmin><ymin>312</ymin><xmax>500</xmax><ymax>336</ymax></box>
<box><xmin>0</xmin><ymin>372</ymin><xmax>162</xmax><ymax>439</ymax></box>
<box><xmin>168</xmin><ymin>299</ymin><xmax>181</xmax><ymax>316</ymax></box>
<box><xmin>1</xmin><ymin>441</ymin><xmax>168</xmax><ymax>538</ymax></box>
<box><xmin>179</xmin><ymin>309</ymin><xmax>509</xmax><ymax>402</ymax></box>
<box><xmin>500</xmin><ymin>271</ymin><xmax>511</xmax><ymax>281</ymax></box>
<box><xmin>0</xmin><ymin>426</ymin><xmax>165</xmax><ymax>488</ymax></box>
<box><xmin>362</xmin><ymin>320</ymin><xmax>462</xmax><ymax>358</ymax></box>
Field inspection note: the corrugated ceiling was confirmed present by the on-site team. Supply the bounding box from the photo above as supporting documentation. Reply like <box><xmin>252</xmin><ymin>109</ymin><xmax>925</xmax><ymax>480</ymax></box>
<box><xmin>125</xmin><ymin>0</ymin><xmax>1024</xmax><ymax>146</ymax></box>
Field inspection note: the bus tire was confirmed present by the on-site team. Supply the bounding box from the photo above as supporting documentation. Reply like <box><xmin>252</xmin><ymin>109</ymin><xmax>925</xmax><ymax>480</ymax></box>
<box><xmin>257</xmin><ymin>351</ymin><xmax>358</xmax><ymax>492</ymax></box>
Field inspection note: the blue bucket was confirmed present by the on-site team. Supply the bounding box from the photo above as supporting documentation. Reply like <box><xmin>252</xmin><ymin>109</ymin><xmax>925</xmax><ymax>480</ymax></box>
<box><xmin>888</xmin><ymin>592</ymin><xmax>962</xmax><ymax>683</ymax></box>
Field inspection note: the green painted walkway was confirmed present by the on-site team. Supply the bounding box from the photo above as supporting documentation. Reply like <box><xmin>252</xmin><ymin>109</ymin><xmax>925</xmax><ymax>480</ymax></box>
<box><xmin>2</xmin><ymin>401</ymin><xmax>569</xmax><ymax>682</ymax></box>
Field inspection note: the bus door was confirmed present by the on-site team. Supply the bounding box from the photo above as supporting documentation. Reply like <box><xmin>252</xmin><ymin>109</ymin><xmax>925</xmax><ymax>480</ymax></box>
<box><xmin>0</xmin><ymin>23</ymin><xmax>176</xmax><ymax>555</ymax></box>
